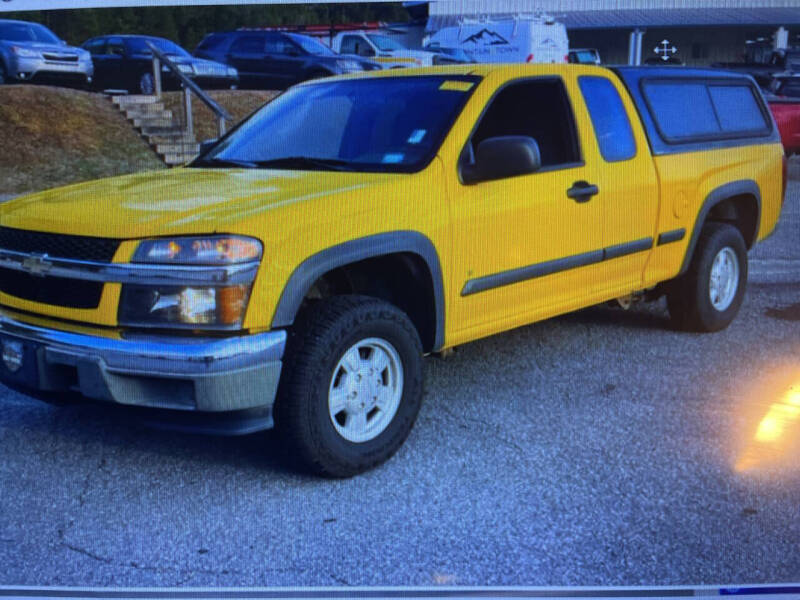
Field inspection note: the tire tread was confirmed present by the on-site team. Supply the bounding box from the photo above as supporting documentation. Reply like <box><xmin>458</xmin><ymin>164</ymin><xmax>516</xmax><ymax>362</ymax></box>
<box><xmin>275</xmin><ymin>295</ymin><xmax>423</xmax><ymax>477</ymax></box>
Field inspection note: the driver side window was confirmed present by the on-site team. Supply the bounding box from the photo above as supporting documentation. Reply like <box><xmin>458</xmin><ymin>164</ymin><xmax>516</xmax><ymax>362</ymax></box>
<box><xmin>341</xmin><ymin>36</ymin><xmax>374</xmax><ymax>57</ymax></box>
<box><xmin>265</xmin><ymin>35</ymin><xmax>297</xmax><ymax>55</ymax></box>
<box><xmin>107</xmin><ymin>38</ymin><xmax>125</xmax><ymax>57</ymax></box>
<box><xmin>469</xmin><ymin>78</ymin><xmax>581</xmax><ymax>170</ymax></box>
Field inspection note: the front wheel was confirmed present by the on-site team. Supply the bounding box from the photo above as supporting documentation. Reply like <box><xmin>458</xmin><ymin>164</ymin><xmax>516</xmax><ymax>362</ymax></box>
<box><xmin>136</xmin><ymin>72</ymin><xmax>155</xmax><ymax>95</ymax></box>
<box><xmin>274</xmin><ymin>295</ymin><xmax>424</xmax><ymax>477</ymax></box>
<box><xmin>0</xmin><ymin>62</ymin><xmax>8</xmax><ymax>85</ymax></box>
<box><xmin>667</xmin><ymin>222</ymin><xmax>748</xmax><ymax>332</ymax></box>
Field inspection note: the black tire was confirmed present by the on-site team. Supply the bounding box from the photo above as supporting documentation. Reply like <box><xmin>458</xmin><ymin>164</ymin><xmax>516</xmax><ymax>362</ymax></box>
<box><xmin>274</xmin><ymin>295</ymin><xmax>424</xmax><ymax>477</ymax></box>
<box><xmin>136</xmin><ymin>72</ymin><xmax>155</xmax><ymax>95</ymax></box>
<box><xmin>667</xmin><ymin>222</ymin><xmax>748</xmax><ymax>332</ymax></box>
<box><xmin>0</xmin><ymin>62</ymin><xmax>7</xmax><ymax>85</ymax></box>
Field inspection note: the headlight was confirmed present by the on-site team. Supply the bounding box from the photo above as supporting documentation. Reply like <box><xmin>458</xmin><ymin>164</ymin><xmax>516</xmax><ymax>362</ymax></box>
<box><xmin>336</xmin><ymin>59</ymin><xmax>363</xmax><ymax>72</ymax></box>
<box><xmin>11</xmin><ymin>46</ymin><xmax>40</xmax><ymax>58</ymax></box>
<box><xmin>132</xmin><ymin>236</ymin><xmax>261</xmax><ymax>265</ymax></box>
<box><xmin>119</xmin><ymin>284</ymin><xmax>252</xmax><ymax>328</ymax></box>
<box><xmin>227</xmin><ymin>67</ymin><xmax>238</xmax><ymax>77</ymax></box>
<box><xmin>119</xmin><ymin>236</ymin><xmax>262</xmax><ymax>329</ymax></box>
<box><xmin>177</xmin><ymin>63</ymin><xmax>194</xmax><ymax>75</ymax></box>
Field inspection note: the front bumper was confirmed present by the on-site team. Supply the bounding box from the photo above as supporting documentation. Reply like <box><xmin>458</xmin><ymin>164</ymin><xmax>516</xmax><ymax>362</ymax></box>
<box><xmin>192</xmin><ymin>75</ymin><xmax>239</xmax><ymax>89</ymax></box>
<box><xmin>9</xmin><ymin>56</ymin><xmax>92</xmax><ymax>84</ymax></box>
<box><xmin>0</xmin><ymin>310</ymin><xmax>286</xmax><ymax>419</ymax></box>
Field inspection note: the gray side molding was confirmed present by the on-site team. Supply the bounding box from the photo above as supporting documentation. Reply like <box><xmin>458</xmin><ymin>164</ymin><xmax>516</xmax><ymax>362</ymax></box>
<box><xmin>271</xmin><ymin>231</ymin><xmax>446</xmax><ymax>351</ymax></box>
<box><xmin>679</xmin><ymin>179</ymin><xmax>761</xmax><ymax>276</ymax></box>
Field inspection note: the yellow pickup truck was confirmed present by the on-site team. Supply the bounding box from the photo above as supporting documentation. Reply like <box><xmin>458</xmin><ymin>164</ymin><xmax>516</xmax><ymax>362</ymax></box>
<box><xmin>0</xmin><ymin>64</ymin><xmax>785</xmax><ymax>476</ymax></box>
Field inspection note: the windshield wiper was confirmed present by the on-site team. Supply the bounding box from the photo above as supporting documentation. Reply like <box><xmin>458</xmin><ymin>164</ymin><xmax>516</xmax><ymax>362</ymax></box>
<box><xmin>191</xmin><ymin>157</ymin><xmax>257</xmax><ymax>169</ymax></box>
<box><xmin>252</xmin><ymin>156</ymin><xmax>355</xmax><ymax>171</ymax></box>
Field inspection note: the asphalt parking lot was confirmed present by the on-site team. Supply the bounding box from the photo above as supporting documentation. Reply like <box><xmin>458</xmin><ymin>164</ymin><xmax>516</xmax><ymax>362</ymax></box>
<box><xmin>1</xmin><ymin>175</ymin><xmax>799</xmax><ymax>587</ymax></box>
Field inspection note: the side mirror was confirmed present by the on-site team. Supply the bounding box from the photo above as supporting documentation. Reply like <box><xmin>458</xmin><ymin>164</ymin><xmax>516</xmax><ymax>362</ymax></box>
<box><xmin>462</xmin><ymin>136</ymin><xmax>542</xmax><ymax>184</ymax></box>
<box><xmin>199</xmin><ymin>138</ymin><xmax>218</xmax><ymax>155</ymax></box>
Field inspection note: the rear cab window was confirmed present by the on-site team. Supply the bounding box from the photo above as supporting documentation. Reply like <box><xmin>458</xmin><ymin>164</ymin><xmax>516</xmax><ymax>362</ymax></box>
<box><xmin>611</xmin><ymin>67</ymin><xmax>779</xmax><ymax>156</ymax></box>
<box><xmin>642</xmin><ymin>79</ymin><xmax>771</xmax><ymax>143</ymax></box>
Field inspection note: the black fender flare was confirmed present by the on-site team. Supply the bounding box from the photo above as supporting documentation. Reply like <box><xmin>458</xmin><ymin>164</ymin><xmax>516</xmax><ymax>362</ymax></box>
<box><xmin>271</xmin><ymin>231</ymin><xmax>446</xmax><ymax>351</ymax></box>
<box><xmin>678</xmin><ymin>179</ymin><xmax>761</xmax><ymax>276</ymax></box>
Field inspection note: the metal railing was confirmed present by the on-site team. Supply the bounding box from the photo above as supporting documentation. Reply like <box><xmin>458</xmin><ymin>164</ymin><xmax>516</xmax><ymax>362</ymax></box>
<box><xmin>145</xmin><ymin>40</ymin><xmax>232</xmax><ymax>139</ymax></box>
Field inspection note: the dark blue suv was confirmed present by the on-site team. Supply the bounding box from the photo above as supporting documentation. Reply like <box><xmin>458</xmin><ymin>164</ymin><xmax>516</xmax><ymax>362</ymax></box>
<box><xmin>194</xmin><ymin>30</ymin><xmax>379</xmax><ymax>90</ymax></box>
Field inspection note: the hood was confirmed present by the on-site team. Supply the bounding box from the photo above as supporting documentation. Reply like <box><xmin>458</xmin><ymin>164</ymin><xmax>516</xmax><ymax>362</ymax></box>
<box><xmin>2</xmin><ymin>41</ymin><xmax>85</xmax><ymax>55</ymax></box>
<box><xmin>190</xmin><ymin>56</ymin><xmax>228</xmax><ymax>68</ymax></box>
<box><xmin>185</xmin><ymin>56</ymin><xmax>236</xmax><ymax>75</ymax></box>
<box><xmin>374</xmin><ymin>49</ymin><xmax>435</xmax><ymax>66</ymax></box>
<box><xmin>339</xmin><ymin>53</ymin><xmax>381</xmax><ymax>68</ymax></box>
<box><xmin>0</xmin><ymin>168</ymin><xmax>395</xmax><ymax>240</ymax></box>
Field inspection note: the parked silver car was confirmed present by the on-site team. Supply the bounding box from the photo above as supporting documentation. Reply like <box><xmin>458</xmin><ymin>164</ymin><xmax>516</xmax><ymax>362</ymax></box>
<box><xmin>0</xmin><ymin>19</ymin><xmax>93</xmax><ymax>87</ymax></box>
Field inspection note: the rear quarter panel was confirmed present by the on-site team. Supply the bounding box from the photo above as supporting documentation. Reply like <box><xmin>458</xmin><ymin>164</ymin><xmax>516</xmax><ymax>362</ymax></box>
<box><xmin>644</xmin><ymin>141</ymin><xmax>784</xmax><ymax>287</ymax></box>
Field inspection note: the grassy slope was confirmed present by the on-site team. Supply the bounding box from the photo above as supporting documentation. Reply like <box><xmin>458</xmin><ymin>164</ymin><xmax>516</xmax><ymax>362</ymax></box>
<box><xmin>0</xmin><ymin>85</ymin><xmax>165</xmax><ymax>194</ymax></box>
<box><xmin>0</xmin><ymin>86</ymin><xmax>279</xmax><ymax>195</ymax></box>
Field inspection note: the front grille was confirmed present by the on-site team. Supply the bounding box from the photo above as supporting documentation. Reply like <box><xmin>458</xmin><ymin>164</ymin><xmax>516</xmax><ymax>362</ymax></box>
<box><xmin>0</xmin><ymin>269</ymin><xmax>103</xmax><ymax>309</ymax></box>
<box><xmin>0</xmin><ymin>227</ymin><xmax>121</xmax><ymax>309</ymax></box>
<box><xmin>42</xmin><ymin>53</ymin><xmax>79</xmax><ymax>63</ymax></box>
<box><xmin>0</xmin><ymin>227</ymin><xmax>120</xmax><ymax>262</ymax></box>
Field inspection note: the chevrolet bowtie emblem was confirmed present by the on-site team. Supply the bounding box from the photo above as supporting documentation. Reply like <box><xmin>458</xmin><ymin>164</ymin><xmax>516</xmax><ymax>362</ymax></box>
<box><xmin>21</xmin><ymin>254</ymin><xmax>53</xmax><ymax>277</ymax></box>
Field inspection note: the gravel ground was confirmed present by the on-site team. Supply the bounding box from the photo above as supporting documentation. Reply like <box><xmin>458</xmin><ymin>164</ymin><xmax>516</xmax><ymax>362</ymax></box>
<box><xmin>0</xmin><ymin>175</ymin><xmax>798</xmax><ymax>588</ymax></box>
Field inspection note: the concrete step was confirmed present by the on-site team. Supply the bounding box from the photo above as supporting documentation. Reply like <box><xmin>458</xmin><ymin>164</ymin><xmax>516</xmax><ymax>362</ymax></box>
<box><xmin>163</xmin><ymin>153</ymin><xmax>198</xmax><ymax>166</ymax></box>
<box><xmin>140</xmin><ymin>125</ymin><xmax>187</xmax><ymax>136</ymax></box>
<box><xmin>156</xmin><ymin>142</ymin><xmax>201</xmax><ymax>154</ymax></box>
<box><xmin>124</xmin><ymin>104</ymin><xmax>167</xmax><ymax>117</ymax></box>
<box><xmin>113</xmin><ymin>94</ymin><xmax>159</xmax><ymax>106</ymax></box>
<box><xmin>133</xmin><ymin>117</ymin><xmax>176</xmax><ymax>128</ymax></box>
<box><xmin>147</xmin><ymin>133</ymin><xmax>197</xmax><ymax>144</ymax></box>
<box><xmin>128</xmin><ymin>110</ymin><xmax>173</xmax><ymax>123</ymax></box>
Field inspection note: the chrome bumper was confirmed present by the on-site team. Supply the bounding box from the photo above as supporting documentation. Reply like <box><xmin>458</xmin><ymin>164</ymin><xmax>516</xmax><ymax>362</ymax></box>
<box><xmin>0</xmin><ymin>311</ymin><xmax>286</xmax><ymax>415</ymax></box>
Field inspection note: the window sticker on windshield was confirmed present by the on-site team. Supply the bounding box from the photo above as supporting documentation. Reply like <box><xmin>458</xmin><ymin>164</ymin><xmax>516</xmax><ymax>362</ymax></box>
<box><xmin>407</xmin><ymin>129</ymin><xmax>427</xmax><ymax>144</ymax></box>
<box><xmin>440</xmin><ymin>80</ymin><xmax>474</xmax><ymax>92</ymax></box>
<box><xmin>382</xmin><ymin>153</ymin><xmax>405</xmax><ymax>164</ymax></box>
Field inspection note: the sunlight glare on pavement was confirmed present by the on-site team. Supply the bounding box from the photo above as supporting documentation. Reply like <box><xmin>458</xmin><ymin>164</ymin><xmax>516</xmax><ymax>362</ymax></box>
<box><xmin>736</xmin><ymin>370</ymin><xmax>800</xmax><ymax>473</ymax></box>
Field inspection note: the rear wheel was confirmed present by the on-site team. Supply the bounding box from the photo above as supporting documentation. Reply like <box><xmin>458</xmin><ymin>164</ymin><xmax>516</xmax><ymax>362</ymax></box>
<box><xmin>274</xmin><ymin>295</ymin><xmax>424</xmax><ymax>477</ymax></box>
<box><xmin>667</xmin><ymin>222</ymin><xmax>747</xmax><ymax>332</ymax></box>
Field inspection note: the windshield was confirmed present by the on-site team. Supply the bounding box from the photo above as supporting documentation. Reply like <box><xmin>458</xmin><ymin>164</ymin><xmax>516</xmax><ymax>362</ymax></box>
<box><xmin>0</xmin><ymin>21</ymin><xmax>60</xmax><ymax>44</ymax></box>
<box><xmin>126</xmin><ymin>37</ymin><xmax>190</xmax><ymax>57</ymax></box>
<box><xmin>195</xmin><ymin>75</ymin><xmax>480</xmax><ymax>173</ymax></box>
<box><xmin>289</xmin><ymin>34</ymin><xmax>335</xmax><ymax>56</ymax></box>
<box><xmin>367</xmin><ymin>34</ymin><xmax>406</xmax><ymax>52</ymax></box>
<box><xmin>428</xmin><ymin>46</ymin><xmax>472</xmax><ymax>62</ymax></box>
<box><xmin>571</xmin><ymin>50</ymin><xmax>599</xmax><ymax>64</ymax></box>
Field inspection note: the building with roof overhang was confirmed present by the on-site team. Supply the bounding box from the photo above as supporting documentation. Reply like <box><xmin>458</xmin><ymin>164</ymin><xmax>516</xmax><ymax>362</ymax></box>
<box><xmin>419</xmin><ymin>1</ymin><xmax>800</xmax><ymax>65</ymax></box>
